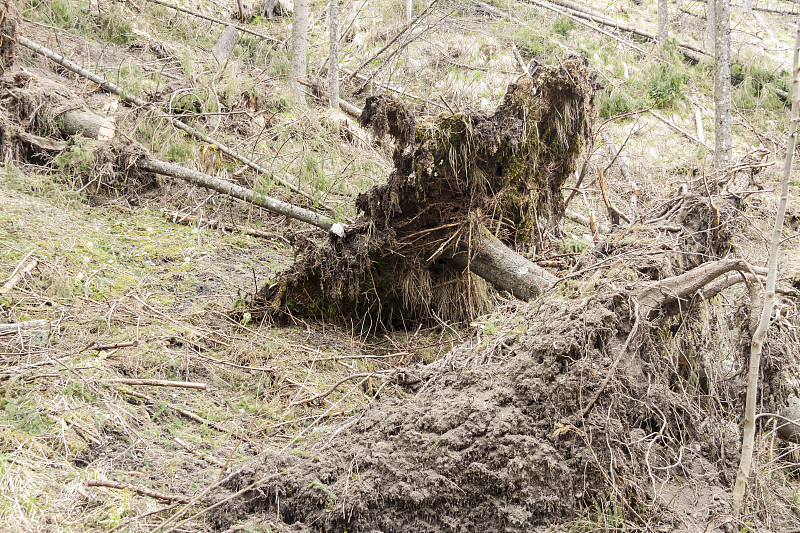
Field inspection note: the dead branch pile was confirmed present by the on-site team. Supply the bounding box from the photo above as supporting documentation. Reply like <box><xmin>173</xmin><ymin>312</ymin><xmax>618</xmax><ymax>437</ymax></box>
<box><xmin>255</xmin><ymin>57</ymin><xmax>597</xmax><ymax>328</ymax></box>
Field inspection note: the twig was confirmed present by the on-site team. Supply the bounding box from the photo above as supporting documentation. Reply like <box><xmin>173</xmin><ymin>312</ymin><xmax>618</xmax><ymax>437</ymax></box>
<box><xmin>650</xmin><ymin>109</ymin><xmax>714</xmax><ymax>151</ymax></box>
<box><xmin>107</xmin><ymin>503</ymin><xmax>181</xmax><ymax>533</ymax></box>
<box><xmin>580</xmin><ymin>298</ymin><xmax>640</xmax><ymax>417</ymax></box>
<box><xmin>122</xmin><ymin>389</ymin><xmax>256</xmax><ymax>446</ymax></box>
<box><xmin>341</xmin><ymin>67</ymin><xmax>446</xmax><ymax>110</ymax></box>
<box><xmin>511</xmin><ymin>43</ymin><xmax>529</xmax><ymax>75</ymax></box>
<box><xmin>174</xmin><ymin>438</ymin><xmax>229</xmax><ymax>469</ymax></box>
<box><xmin>162</xmin><ymin>210</ymin><xmax>277</xmax><ymax>239</ymax></box>
<box><xmin>87</xmin><ymin>480</ymin><xmax>191</xmax><ymax>504</ymax></box>
<box><xmin>95</xmin><ymin>340</ymin><xmax>138</xmax><ymax>351</ymax></box>
<box><xmin>597</xmin><ymin>169</ymin><xmax>630</xmax><ymax>225</ymax></box>
<box><xmin>0</xmin><ymin>255</ymin><xmax>38</xmax><ymax>297</ymax></box>
<box><xmin>103</xmin><ymin>379</ymin><xmax>208</xmax><ymax>390</ymax></box>
<box><xmin>565</xmin><ymin>209</ymin><xmax>611</xmax><ymax>234</ymax></box>
<box><xmin>289</xmin><ymin>372</ymin><xmax>379</xmax><ymax>407</ymax></box>
<box><xmin>349</xmin><ymin>0</ymin><xmax>439</xmax><ymax>79</ymax></box>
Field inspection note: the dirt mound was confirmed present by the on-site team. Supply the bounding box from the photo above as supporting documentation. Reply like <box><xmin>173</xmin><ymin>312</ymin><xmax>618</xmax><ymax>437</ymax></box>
<box><xmin>209</xmin><ymin>290</ymin><xmax>773</xmax><ymax>531</ymax></box>
<box><xmin>255</xmin><ymin>57</ymin><xmax>597</xmax><ymax>329</ymax></box>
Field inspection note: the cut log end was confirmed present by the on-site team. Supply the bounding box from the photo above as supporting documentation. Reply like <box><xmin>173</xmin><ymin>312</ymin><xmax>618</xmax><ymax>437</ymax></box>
<box><xmin>58</xmin><ymin>109</ymin><xmax>116</xmax><ymax>141</ymax></box>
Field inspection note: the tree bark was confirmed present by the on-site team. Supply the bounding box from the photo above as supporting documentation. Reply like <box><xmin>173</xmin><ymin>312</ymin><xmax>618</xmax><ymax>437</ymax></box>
<box><xmin>450</xmin><ymin>229</ymin><xmax>559</xmax><ymax>301</ymax></box>
<box><xmin>706</xmin><ymin>0</ymin><xmax>716</xmax><ymax>53</ymax></box>
<box><xmin>289</xmin><ymin>0</ymin><xmax>309</xmax><ymax>97</ymax></box>
<box><xmin>714</xmin><ymin>0</ymin><xmax>732</xmax><ymax>167</ymax></box>
<box><xmin>406</xmin><ymin>0</ymin><xmax>413</xmax><ymax>23</ymax></box>
<box><xmin>732</xmin><ymin>22</ymin><xmax>800</xmax><ymax>515</ymax></box>
<box><xmin>57</xmin><ymin>109</ymin><xmax>116</xmax><ymax>140</ymax></box>
<box><xmin>329</xmin><ymin>0</ymin><xmax>340</xmax><ymax>110</ymax></box>
<box><xmin>657</xmin><ymin>0</ymin><xmax>669</xmax><ymax>41</ymax></box>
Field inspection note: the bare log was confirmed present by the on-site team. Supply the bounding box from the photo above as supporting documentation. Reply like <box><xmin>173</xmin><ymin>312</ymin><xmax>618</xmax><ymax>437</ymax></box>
<box><xmin>0</xmin><ymin>319</ymin><xmax>50</xmax><ymax>336</ymax></box>
<box><xmin>57</xmin><ymin>109</ymin><xmax>115</xmax><ymax>140</ymax></box>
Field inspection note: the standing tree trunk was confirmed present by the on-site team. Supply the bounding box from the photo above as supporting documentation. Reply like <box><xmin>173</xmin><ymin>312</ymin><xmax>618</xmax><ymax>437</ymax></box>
<box><xmin>406</xmin><ymin>0</ymin><xmax>413</xmax><ymax>23</ymax></box>
<box><xmin>289</xmin><ymin>0</ymin><xmax>309</xmax><ymax>97</ymax></box>
<box><xmin>329</xmin><ymin>0</ymin><xmax>340</xmax><ymax>110</ymax></box>
<box><xmin>732</xmin><ymin>22</ymin><xmax>800</xmax><ymax>515</ymax></box>
<box><xmin>714</xmin><ymin>0</ymin><xmax>732</xmax><ymax>166</ymax></box>
<box><xmin>657</xmin><ymin>0</ymin><xmax>669</xmax><ymax>42</ymax></box>
<box><xmin>705</xmin><ymin>0</ymin><xmax>715</xmax><ymax>53</ymax></box>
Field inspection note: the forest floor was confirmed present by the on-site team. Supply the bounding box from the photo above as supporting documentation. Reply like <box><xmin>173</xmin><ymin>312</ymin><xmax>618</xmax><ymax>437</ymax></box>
<box><xmin>3</xmin><ymin>0</ymin><xmax>800</xmax><ymax>531</ymax></box>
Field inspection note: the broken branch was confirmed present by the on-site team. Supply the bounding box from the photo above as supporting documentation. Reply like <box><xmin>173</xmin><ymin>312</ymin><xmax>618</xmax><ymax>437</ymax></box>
<box><xmin>87</xmin><ymin>480</ymin><xmax>191</xmax><ymax>504</ymax></box>
<box><xmin>137</xmin><ymin>157</ymin><xmax>338</xmax><ymax>233</ymax></box>
<box><xmin>0</xmin><ymin>253</ymin><xmax>37</xmax><ymax>296</ymax></box>
<box><xmin>103</xmin><ymin>379</ymin><xmax>208</xmax><ymax>390</ymax></box>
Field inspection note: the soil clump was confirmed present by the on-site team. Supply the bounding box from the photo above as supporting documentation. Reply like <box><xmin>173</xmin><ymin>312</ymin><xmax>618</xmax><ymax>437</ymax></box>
<box><xmin>210</xmin><ymin>284</ymin><xmax>800</xmax><ymax>531</ymax></box>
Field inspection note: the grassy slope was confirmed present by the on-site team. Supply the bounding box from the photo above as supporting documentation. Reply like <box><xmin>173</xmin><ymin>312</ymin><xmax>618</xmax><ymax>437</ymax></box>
<box><xmin>2</xmin><ymin>0</ymin><xmax>800</xmax><ymax>531</ymax></box>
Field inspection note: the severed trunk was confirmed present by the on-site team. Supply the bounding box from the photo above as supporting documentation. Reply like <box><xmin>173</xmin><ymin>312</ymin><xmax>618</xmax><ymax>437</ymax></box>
<box><xmin>57</xmin><ymin>109</ymin><xmax>116</xmax><ymax>140</ymax></box>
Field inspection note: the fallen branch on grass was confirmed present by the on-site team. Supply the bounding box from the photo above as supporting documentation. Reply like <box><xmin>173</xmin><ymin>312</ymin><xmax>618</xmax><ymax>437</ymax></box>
<box><xmin>162</xmin><ymin>210</ymin><xmax>278</xmax><ymax>239</ymax></box>
<box><xmin>0</xmin><ymin>319</ymin><xmax>49</xmax><ymax>336</ymax></box>
<box><xmin>87</xmin><ymin>480</ymin><xmax>191</xmax><ymax>504</ymax></box>
<box><xmin>0</xmin><ymin>253</ymin><xmax>37</xmax><ymax>297</ymax></box>
<box><xmin>137</xmin><ymin>158</ymin><xmax>339</xmax><ymax>232</ymax></box>
<box><xmin>103</xmin><ymin>378</ymin><xmax>208</xmax><ymax>390</ymax></box>
<box><xmin>524</xmin><ymin>0</ymin><xmax>707</xmax><ymax>62</ymax></box>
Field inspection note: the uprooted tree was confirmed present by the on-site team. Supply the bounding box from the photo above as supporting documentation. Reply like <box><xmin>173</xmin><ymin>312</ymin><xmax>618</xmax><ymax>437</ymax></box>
<box><xmin>255</xmin><ymin>57</ymin><xmax>596</xmax><ymax>327</ymax></box>
<box><xmin>3</xmin><ymin>21</ymin><xmax>800</xmax><ymax>529</ymax></box>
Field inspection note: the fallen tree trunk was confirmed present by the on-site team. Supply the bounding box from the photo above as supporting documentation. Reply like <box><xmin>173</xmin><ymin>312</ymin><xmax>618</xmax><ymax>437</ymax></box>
<box><xmin>8</xmin><ymin>33</ymin><xmax>331</xmax><ymax>210</ymax></box>
<box><xmin>139</xmin><ymin>155</ymin><xmax>557</xmax><ymax>301</ymax></box>
<box><xmin>450</xmin><ymin>230</ymin><xmax>558</xmax><ymax>301</ymax></box>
